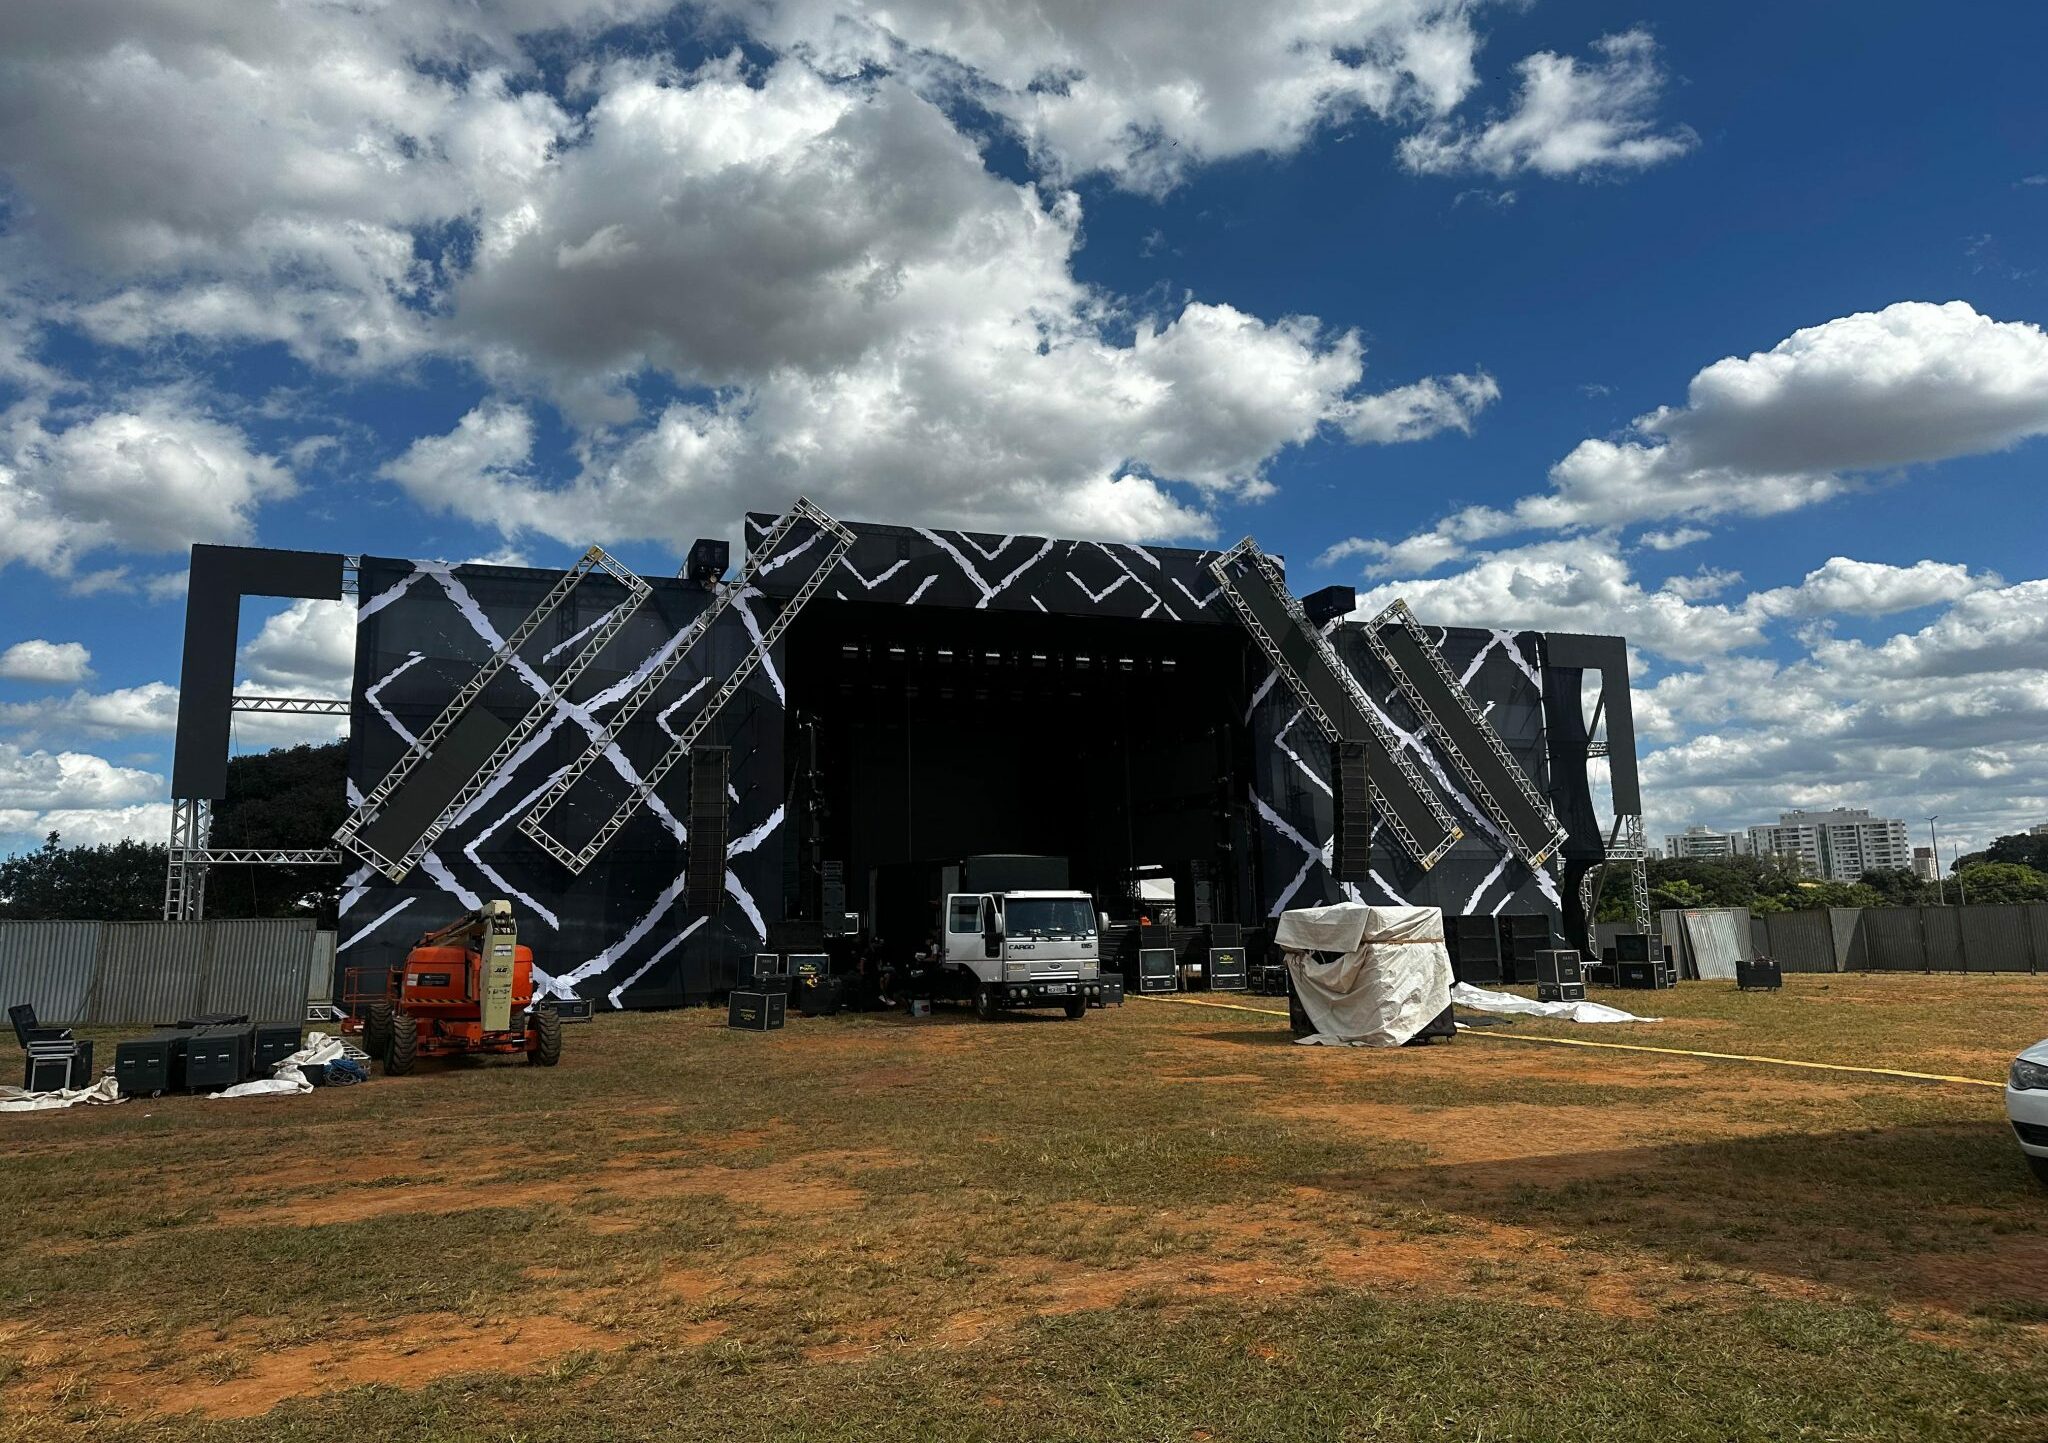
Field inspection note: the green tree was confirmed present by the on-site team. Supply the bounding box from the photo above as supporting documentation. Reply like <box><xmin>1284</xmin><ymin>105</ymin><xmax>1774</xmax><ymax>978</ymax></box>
<box><xmin>1650</xmin><ymin>877</ymin><xmax>1709</xmax><ymax>910</ymax></box>
<box><xmin>1858</xmin><ymin>867</ymin><xmax>1933</xmax><ymax>907</ymax></box>
<box><xmin>0</xmin><ymin>833</ymin><xmax>166</xmax><ymax>920</ymax></box>
<box><xmin>207</xmin><ymin>741</ymin><xmax>348</xmax><ymax>922</ymax></box>
<box><xmin>1952</xmin><ymin>862</ymin><xmax>2048</xmax><ymax>905</ymax></box>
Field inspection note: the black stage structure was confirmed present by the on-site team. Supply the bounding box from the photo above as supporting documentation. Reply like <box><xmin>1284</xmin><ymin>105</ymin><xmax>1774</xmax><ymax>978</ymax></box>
<box><xmin>166</xmin><ymin>502</ymin><xmax>1644</xmax><ymax>1006</ymax></box>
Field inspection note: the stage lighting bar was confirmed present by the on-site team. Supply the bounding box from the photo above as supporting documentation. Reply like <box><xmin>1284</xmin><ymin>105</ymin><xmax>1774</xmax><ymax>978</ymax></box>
<box><xmin>335</xmin><ymin>545</ymin><xmax>648</xmax><ymax>881</ymax></box>
<box><xmin>1365</xmin><ymin>599</ymin><xmax>1570</xmax><ymax>871</ymax></box>
<box><xmin>1209</xmin><ymin>538</ymin><xmax>1462</xmax><ymax>871</ymax></box>
<box><xmin>521</xmin><ymin>498</ymin><xmax>855</xmax><ymax>875</ymax></box>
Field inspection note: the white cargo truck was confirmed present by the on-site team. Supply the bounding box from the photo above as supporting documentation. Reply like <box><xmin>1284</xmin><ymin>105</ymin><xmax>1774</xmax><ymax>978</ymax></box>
<box><xmin>941</xmin><ymin>888</ymin><xmax>1104</xmax><ymax>1020</ymax></box>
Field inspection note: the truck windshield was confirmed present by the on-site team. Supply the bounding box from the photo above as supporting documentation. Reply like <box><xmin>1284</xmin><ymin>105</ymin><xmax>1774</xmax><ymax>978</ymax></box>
<box><xmin>1005</xmin><ymin>898</ymin><xmax>1095</xmax><ymax>938</ymax></box>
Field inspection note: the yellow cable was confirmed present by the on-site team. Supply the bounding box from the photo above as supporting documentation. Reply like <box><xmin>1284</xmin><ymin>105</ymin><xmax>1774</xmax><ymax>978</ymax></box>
<box><xmin>1134</xmin><ymin>993</ymin><xmax>2005</xmax><ymax>1090</ymax></box>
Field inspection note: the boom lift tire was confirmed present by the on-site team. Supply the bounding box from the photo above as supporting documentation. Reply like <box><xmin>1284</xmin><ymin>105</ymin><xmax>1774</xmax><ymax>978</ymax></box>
<box><xmin>528</xmin><ymin>1005</ymin><xmax>563</xmax><ymax>1066</ymax></box>
<box><xmin>385</xmin><ymin>1011</ymin><xmax>418</xmax><ymax>1076</ymax></box>
<box><xmin>363</xmin><ymin>1001</ymin><xmax>392</xmax><ymax>1060</ymax></box>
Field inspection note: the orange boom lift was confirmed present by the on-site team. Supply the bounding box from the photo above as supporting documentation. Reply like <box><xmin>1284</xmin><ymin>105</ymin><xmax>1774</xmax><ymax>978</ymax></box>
<box><xmin>361</xmin><ymin>900</ymin><xmax>563</xmax><ymax>1074</ymax></box>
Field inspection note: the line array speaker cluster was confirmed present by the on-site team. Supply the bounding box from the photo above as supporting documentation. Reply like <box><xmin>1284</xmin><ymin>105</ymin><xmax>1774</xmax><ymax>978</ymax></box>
<box><xmin>686</xmin><ymin>746</ymin><xmax>729</xmax><ymax>914</ymax></box>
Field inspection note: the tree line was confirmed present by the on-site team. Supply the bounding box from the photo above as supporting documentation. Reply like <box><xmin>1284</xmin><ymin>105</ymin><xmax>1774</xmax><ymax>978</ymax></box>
<box><xmin>0</xmin><ymin>741</ymin><xmax>347</xmax><ymax>922</ymax></box>
<box><xmin>1594</xmin><ymin>842</ymin><xmax>2048</xmax><ymax>921</ymax></box>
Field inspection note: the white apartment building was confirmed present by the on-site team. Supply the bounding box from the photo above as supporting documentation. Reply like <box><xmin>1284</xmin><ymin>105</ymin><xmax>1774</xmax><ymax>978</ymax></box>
<box><xmin>1664</xmin><ymin>825</ymin><xmax>1747</xmax><ymax>860</ymax></box>
<box><xmin>1912</xmin><ymin>846</ymin><xmax>1938</xmax><ymax>881</ymax></box>
<box><xmin>1748</xmin><ymin>808</ymin><xmax>1913</xmax><ymax>881</ymax></box>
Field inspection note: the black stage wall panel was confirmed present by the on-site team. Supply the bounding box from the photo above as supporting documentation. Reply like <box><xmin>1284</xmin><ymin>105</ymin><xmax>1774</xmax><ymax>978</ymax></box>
<box><xmin>174</xmin><ymin>544</ymin><xmax>346</xmax><ymax>799</ymax></box>
<box><xmin>340</xmin><ymin>525</ymin><xmax>1618</xmax><ymax>1008</ymax></box>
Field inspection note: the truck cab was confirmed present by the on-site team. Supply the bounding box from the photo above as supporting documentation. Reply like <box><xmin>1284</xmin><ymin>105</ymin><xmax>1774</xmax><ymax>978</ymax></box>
<box><xmin>942</xmin><ymin>889</ymin><xmax>1104</xmax><ymax>1019</ymax></box>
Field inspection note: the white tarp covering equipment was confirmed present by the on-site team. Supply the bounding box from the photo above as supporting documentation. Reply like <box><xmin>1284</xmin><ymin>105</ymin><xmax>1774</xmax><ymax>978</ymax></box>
<box><xmin>0</xmin><ymin>1073</ymin><xmax>124</xmax><ymax>1111</ymax></box>
<box><xmin>207</xmin><ymin>1031</ymin><xmax>349</xmax><ymax>1100</ymax></box>
<box><xmin>1450</xmin><ymin>981</ymin><xmax>1660</xmax><ymax>1025</ymax></box>
<box><xmin>1276</xmin><ymin>902</ymin><xmax>1451</xmax><ymax>1047</ymax></box>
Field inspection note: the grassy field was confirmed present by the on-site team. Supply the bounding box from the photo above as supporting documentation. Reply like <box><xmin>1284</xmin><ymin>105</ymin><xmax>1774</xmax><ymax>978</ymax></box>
<box><xmin>3</xmin><ymin>973</ymin><xmax>2045</xmax><ymax>1442</ymax></box>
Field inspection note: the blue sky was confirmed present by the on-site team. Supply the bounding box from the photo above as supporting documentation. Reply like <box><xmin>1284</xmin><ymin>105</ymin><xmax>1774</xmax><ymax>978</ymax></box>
<box><xmin>1</xmin><ymin>0</ymin><xmax>2045</xmax><ymax>862</ymax></box>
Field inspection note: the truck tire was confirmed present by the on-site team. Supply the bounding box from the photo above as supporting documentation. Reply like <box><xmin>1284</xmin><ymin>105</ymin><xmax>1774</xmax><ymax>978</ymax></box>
<box><xmin>1063</xmin><ymin>997</ymin><xmax>1087</xmax><ymax>1020</ymax></box>
<box><xmin>973</xmin><ymin>984</ymin><xmax>997</xmax><ymax>1022</ymax></box>
<box><xmin>385</xmin><ymin>1011</ymin><xmax>418</xmax><ymax>1076</ymax></box>
<box><xmin>529</xmin><ymin>1005</ymin><xmax>563</xmax><ymax>1067</ymax></box>
<box><xmin>363</xmin><ymin>1001</ymin><xmax>392</xmax><ymax>1060</ymax></box>
<box><xmin>2029</xmin><ymin>1154</ymin><xmax>2048</xmax><ymax>1187</ymax></box>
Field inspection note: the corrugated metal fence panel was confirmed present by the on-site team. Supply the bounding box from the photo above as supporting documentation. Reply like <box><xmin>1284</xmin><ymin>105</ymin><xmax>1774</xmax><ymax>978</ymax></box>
<box><xmin>90</xmin><ymin>922</ymin><xmax>208</xmax><ymax>1026</ymax></box>
<box><xmin>203</xmin><ymin>919</ymin><xmax>318</xmax><ymax>1021</ymax></box>
<box><xmin>1958</xmin><ymin>904</ymin><xmax>2035</xmax><ymax>973</ymax></box>
<box><xmin>0</xmin><ymin>921</ymin><xmax>104</xmax><ymax>1027</ymax></box>
<box><xmin>1828</xmin><ymin>908</ymin><xmax>1867</xmax><ymax>972</ymax></box>
<box><xmin>309</xmin><ymin>931</ymin><xmax>337</xmax><ymax>1006</ymax></box>
<box><xmin>1921</xmin><ymin>907</ymin><xmax>1964</xmax><ymax>972</ymax></box>
<box><xmin>1864</xmin><ymin>908</ymin><xmax>1925</xmax><ymax>971</ymax></box>
<box><xmin>1751</xmin><ymin>916</ymin><xmax>1771</xmax><ymax>960</ymax></box>
<box><xmin>2030</xmin><ymin>905</ymin><xmax>2048</xmax><ymax>976</ymax></box>
<box><xmin>1763</xmin><ymin>910</ymin><xmax>1835</xmax><ymax>973</ymax></box>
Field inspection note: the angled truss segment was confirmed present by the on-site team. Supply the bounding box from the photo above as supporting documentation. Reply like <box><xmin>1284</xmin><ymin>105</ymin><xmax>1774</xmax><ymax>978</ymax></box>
<box><xmin>1208</xmin><ymin>538</ymin><xmax>1462</xmax><ymax>871</ymax></box>
<box><xmin>520</xmin><ymin>498</ymin><xmax>855</xmax><ymax>875</ymax></box>
<box><xmin>335</xmin><ymin>545</ymin><xmax>649</xmax><ymax>880</ymax></box>
<box><xmin>1365</xmin><ymin>598</ymin><xmax>1569</xmax><ymax>870</ymax></box>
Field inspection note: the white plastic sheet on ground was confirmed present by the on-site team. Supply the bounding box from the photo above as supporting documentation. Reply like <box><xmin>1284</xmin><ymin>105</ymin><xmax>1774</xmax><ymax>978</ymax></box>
<box><xmin>207</xmin><ymin>1031</ymin><xmax>347</xmax><ymax>1100</ymax></box>
<box><xmin>1450</xmin><ymin>981</ymin><xmax>1660</xmax><ymax>1024</ymax></box>
<box><xmin>1277</xmin><ymin>902</ymin><xmax>1451</xmax><ymax>1047</ymax></box>
<box><xmin>0</xmin><ymin>1073</ymin><xmax>124</xmax><ymax>1111</ymax></box>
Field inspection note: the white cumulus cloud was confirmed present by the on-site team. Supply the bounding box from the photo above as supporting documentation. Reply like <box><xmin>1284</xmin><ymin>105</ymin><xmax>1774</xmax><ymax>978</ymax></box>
<box><xmin>0</xmin><ymin>640</ymin><xmax>93</xmax><ymax>683</ymax></box>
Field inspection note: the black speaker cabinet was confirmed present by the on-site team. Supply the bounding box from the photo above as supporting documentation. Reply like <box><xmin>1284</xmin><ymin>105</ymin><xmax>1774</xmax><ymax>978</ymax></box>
<box><xmin>1613</xmin><ymin>933</ymin><xmax>1654</xmax><ymax>964</ymax></box>
<box><xmin>1497</xmin><ymin>915</ymin><xmax>1554</xmax><ymax>984</ymax></box>
<box><xmin>1137</xmin><ymin>948</ymin><xmax>1178</xmax><ymax>993</ymax></box>
<box><xmin>728</xmin><ymin>990</ymin><xmax>786</xmax><ymax>1031</ymax></box>
<box><xmin>1447</xmin><ymin>915</ymin><xmax>1503</xmax><ymax>985</ymax></box>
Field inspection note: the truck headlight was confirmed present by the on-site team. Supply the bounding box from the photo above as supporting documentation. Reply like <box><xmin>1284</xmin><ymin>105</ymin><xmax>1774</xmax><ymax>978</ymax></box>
<box><xmin>1004</xmin><ymin>963</ymin><xmax>1031</xmax><ymax>983</ymax></box>
<box><xmin>2012</xmin><ymin>1058</ymin><xmax>2048</xmax><ymax>1091</ymax></box>
<box><xmin>1079</xmin><ymin>961</ymin><xmax>1099</xmax><ymax>980</ymax></box>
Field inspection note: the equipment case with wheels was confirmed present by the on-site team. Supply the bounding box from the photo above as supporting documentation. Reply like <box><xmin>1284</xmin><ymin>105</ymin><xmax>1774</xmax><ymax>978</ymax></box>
<box><xmin>1735</xmin><ymin>955</ymin><xmax>1783</xmax><ymax>991</ymax></box>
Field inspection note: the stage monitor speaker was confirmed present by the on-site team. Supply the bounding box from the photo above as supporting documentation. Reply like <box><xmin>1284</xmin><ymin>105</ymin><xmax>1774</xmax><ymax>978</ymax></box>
<box><xmin>1333</xmin><ymin>741</ymin><xmax>1371</xmax><ymax>887</ymax></box>
<box><xmin>1613</xmin><ymin>932</ymin><xmax>1654</xmax><ymax>964</ymax></box>
<box><xmin>686</xmin><ymin>747</ymin><xmax>729</xmax><ymax>914</ymax></box>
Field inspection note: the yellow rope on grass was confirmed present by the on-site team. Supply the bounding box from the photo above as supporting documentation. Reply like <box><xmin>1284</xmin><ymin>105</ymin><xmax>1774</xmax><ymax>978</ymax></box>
<box><xmin>1134</xmin><ymin>993</ymin><xmax>2005</xmax><ymax>1089</ymax></box>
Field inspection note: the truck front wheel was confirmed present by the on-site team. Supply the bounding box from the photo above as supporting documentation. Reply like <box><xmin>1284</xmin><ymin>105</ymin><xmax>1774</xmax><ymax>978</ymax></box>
<box><xmin>1063</xmin><ymin>997</ymin><xmax>1087</xmax><ymax>1020</ymax></box>
<box><xmin>973</xmin><ymin>984</ymin><xmax>997</xmax><ymax>1022</ymax></box>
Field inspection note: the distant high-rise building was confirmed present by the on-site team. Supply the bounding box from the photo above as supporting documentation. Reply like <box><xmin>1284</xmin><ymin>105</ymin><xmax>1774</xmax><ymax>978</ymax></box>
<box><xmin>1912</xmin><ymin>846</ymin><xmax>1938</xmax><ymax>881</ymax></box>
<box><xmin>1748</xmin><ymin>808</ymin><xmax>1912</xmax><ymax>881</ymax></box>
<box><xmin>1664</xmin><ymin>825</ymin><xmax>1745</xmax><ymax>860</ymax></box>
<box><xmin>2030</xmin><ymin>821</ymin><xmax>2048</xmax><ymax>837</ymax></box>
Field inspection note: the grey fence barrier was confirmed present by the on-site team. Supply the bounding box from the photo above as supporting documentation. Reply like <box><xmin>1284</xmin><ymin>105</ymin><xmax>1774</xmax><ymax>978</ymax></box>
<box><xmin>0</xmin><ymin>918</ymin><xmax>334</xmax><ymax>1026</ymax></box>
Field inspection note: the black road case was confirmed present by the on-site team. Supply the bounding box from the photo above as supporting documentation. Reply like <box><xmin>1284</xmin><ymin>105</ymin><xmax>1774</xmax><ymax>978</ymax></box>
<box><xmin>728</xmin><ymin>990</ymin><xmax>787</xmax><ymax>1031</ymax></box>
<box><xmin>253</xmin><ymin>1024</ymin><xmax>304</xmax><ymax>1071</ymax></box>
<box><xmin>1735</xmin><ymin>955</ymin><xmax>1783</xmax><ymax>991</ymax></box>
<box><xmin>115</xmin><ymin>1036</ymin><xmax>174</xmax><ymax>1096</ymax></box>
<box><xmin>1208</xmin><ymin>947</ymin><xmax>1247</xmax><ymax>991</ymax></box>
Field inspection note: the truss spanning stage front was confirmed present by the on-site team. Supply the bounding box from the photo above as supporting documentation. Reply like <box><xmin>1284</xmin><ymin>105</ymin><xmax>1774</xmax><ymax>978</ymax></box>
<box><xmin>1209</xmin><ymin>538</ymin><xmax>1463</xmax><ymax>871</ymax></box>
<box><xmin>519</xmin><ymin>498</ymin><xmax>856</xmax><ymax>876</ymax></box>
